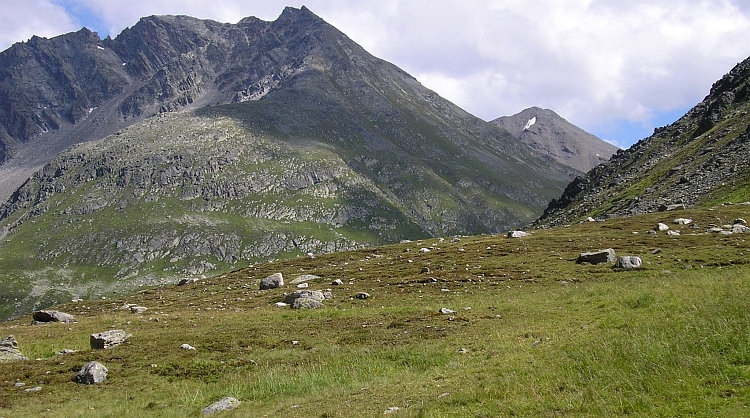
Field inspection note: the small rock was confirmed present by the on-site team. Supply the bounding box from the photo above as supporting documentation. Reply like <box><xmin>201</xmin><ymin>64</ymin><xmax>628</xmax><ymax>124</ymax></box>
<box><xmin>707</xmin><ymin>227</ymin><xmax>725</xmax><ymax>233</ymax></box>
<box><xmin>130</xmin><ymin>306</ymin><xmax>147</xmax><ymax>314</ymax></box>
<box><xmin>296</xmin><ymin>282</ymin><xmax>309</xmax><ymax>288</ymax></box>
<box><xmin>420</xmin><ymin>267</ymin><xmax>430</xmax><ymax>274</ymax></box>
<box><xmin>733</xmin><ymin>224</ymin><xmax>750</xmax><ymax>234</ymax></box>
<box><xmin>734</xmin><ymin>218</ymin><xmax>747</xmax><ymax>225</ymax></box>
<box><xmin>614</xmin><ymin>256</ymin><xmax>643</xmax><ymax>269</ymax></box>
<box><xmin>24</xmin><ymin>386</ymin><xmax>42</xmax><ymax>392</ymax></box>
<box><xmin>180</xmin><ymin>344</ymin><xmax>196</xmax><ymax>351</ymax></box>
<box><xmin>14</xmin><ymin>382</ymin><xmax>25</xmax><ymax>388</ymax></box>
<box><xmin>457</xmin><ymin>348</ymin><xmax>469</xmax><ymax>354</ymax></box>
<box><xmin>674</xmin><ymin>218</ymin><xmax>692</xmax><ymax>225</ymax></box>
<box><xmin>586</xmin><ymin>217</ymin><xmax>596</xmax><ymax>222</ymax></box>
<box><xmin>323</xmin><ymin>291</ymin><xmax>333</xmax><ymax>300</ymax></box>
<box><xmin>665</xmin><ymin>204</ymin><xmax>686</xmax><ymax>211</ymax></box>
<box><xmin>202</xmin><ymin>397</ymin><xmax>241</xmax><ymax>415</ymax></box>
<box><xmin>419</xmin><ymin>248</ymin><xmax>431</xmax><ymax>253</ymax></box>
<box><xmin>259</xmin><ymin>273</ymin><xmax>284</xmax><ymax>290</ymax></box>
<box><xmin>507</xmin><ymin>230</ymin><xmax>529</xmax><ymax>238</ymax></box>
<box><xmin>384</xmin><ymin>406</ymin><xmax>400</xmax><ymax>414</ymax></box>
<box><xmin>355</xmin><ymin>292</ymin><xmax>370</xmax><ymax>300</ymax></box>
<box><xmin>75</xmin><ymin>361</ymin><xmax>108</xmax><ymax>384</ymax></box>
<box><xmin>331</xmin><ymin>279</ymin><xmax>344</xmax><ymax>286</ymax></box>
<box><xmin>284</xmin><ymin>290</ymin><xmax>325</xmax><ymax>305</ymax></box>
<box><xmin>289</xmin><ymin>274</ymin><xmax>319</xmax><ymax>285</ymax></box>
<box><xmin>576</xmin><ymin>249</ymin><xmax>616</xmax><ymax>265</ymax></box>
<box><xmin>32</xmin><ymin>310</ymin><xmax>76</xmax><ymax>324</ymax></box>
<box><xmin>292</xmin><ymin>298</ymin><xmax>324</xmax><ymax>309</ymax></box>
<box><xmin>439</xmin><ymin>308</ymin><xmax>456</xmax><ymax>315</ymax></box>
<box><xmin>56</xmin><ymin>349</ymin><xmax>77</xmax><ymax>356</ymax></box>
<box><xmin>177</xmin><ymin>278</ymin><xmax>198</xmax><ymax>286</ymax></box>
<box><xmin>90</xmin><ymin>330</ymin><xmax>131</xmax><ymax>349</ymax></box>
<box><xmin>274</xmin><ymin>302</ymin><xmax>289</xmax><ymax>308</ymax></box>
<box><xmin>656</xmin><ymin>223</ymin><xmax>670</xmax><ymax>231</ymax></box>
<box><xmin>667</xmin><ymin>230</ymin><xmax>681</xmax><ymax>236</ymax></box>
<box><xmin>651</xmin><ymin>248</ymin><xmax>662</xmax><ymax>254</ymax></box>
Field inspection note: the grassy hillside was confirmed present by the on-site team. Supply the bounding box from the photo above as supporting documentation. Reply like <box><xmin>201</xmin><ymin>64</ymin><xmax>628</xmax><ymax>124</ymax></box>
<box><xmin>1</xmin><ymin>204</ymin><xmax>749</xmax><ymax>416</ymax></box>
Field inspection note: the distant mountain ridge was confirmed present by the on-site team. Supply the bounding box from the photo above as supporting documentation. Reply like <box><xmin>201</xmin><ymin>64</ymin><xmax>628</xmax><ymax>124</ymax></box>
<box><xmin>0</xmin><ymin>7</ymin><xmax>581</xmax><ymax>320</ymax></box>
<box><xmin>492</xmin><ymin>107</ymin><xmax>619</xmax><ymax>173</ymax></box>
<box><xmin>536</xmin><ymin>56</ymin><xmax>750</xmax><ymax>227</ymax></box>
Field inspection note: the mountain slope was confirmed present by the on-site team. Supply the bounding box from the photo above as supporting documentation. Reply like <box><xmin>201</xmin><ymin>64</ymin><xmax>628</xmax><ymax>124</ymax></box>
<box><xmin>536</xmin><ymin>56</ymin><xmax>750</xmax><ymax>227</ymax></box>
<box><xmin>492</xmin><ymin>107</ymin><xmax>619</xmax><ymax>173</ymax></box>
<box><xmin>0</xmin><ymin>7</ymin><xmax>576</xmax><ymax>320</ymax></box>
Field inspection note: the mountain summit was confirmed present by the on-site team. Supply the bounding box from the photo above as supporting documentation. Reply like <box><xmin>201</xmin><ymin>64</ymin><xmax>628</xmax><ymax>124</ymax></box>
<box><xmin>492</xmin><ymin>107</ymin><xmax>618</xmax><ymax>173</ymax></box>
<box><xmin>0</xmin><ymin>7</ymin><xmax>577</xmax><ymax>320</ymax></box>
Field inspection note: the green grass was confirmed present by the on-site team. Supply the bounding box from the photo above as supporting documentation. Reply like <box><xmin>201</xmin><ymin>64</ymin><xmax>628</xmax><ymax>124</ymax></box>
<box><xmin>1</xmin><ymin>205</ymin><xmax>750</xmax><ymax>416</ymax></box>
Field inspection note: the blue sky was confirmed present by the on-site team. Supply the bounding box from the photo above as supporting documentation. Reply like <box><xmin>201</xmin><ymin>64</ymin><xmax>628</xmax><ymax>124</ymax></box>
<box><xmin>3</xmin><ymin>0</ymin><xmax>750</xmax><ymax>149</ymax></box>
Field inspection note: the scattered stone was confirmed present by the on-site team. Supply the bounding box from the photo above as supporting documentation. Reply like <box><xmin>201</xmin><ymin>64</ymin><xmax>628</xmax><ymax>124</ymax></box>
<box><xmin>507</xmin><ymin>230</ymin><xmax>529</xmax><ymax>238</ymax></box>
<box><xmin>735</xmin><ymin>218</ymin><xmax>747</xmax><ymax>225</ymax></box>
<box><xmin>576</xmin><ymin>249</ymin><xmax>616</xmax><ymax>265</ymax></box>
<box><xmin>707</xmin><ymin>227</ymin><xmax>725</xmax><ymax>233</ymax></box>
<box><xmin>284</xmin><ymin>290</ymin><xmax>325</xmax><ymax>305</ymax></box>
<box><xmin>289</xmin><ymin>274</ymin><xmax>319</xmax><ymax>285</ymax></box>
<box><xmin>586</xmin><ymin>217</ymin><xmax>596</xmax><ymax>222</ymax></box>
<box><xmin>57</xmin><ymin>349</ymin><xmax>77</xmax><ymax>356</ymax></box>
<box><xmin>355</xmin><ymin>292</ymin><xmax>371</xmax><ymax>300</ymax></box>
<box><xmin>614</xmin><ymin>256</ymin><xmax>643</xmax><ymax>269</ymax></box>
<box><xmin>75</xmin><ymin>361</ymin><xmax>108</xmax><ymax>384</ymax></box>
<box><xmin>274</xmin><ymin>302</ymin><xmax>289</xmax><ymax>308</ymax></box>
<box><xmin>90</xmin><ymin>330</ymin><xmax>131</xmax><ymax>349</ymax></box>
<box><xmin>0</xmin><ymin>335</ymin><xmax>28</xmax><ymax>362</ymax></box>
<box><xmin>384</xmin><ymin>406</ymin><xmax>400</xmax><ymax>414</ymax></box>
<box><xmin>439</xmin><ymin>308</ymin><xmax>456</xmax><ymax>315</ymax></box>
<box><xmin>130</xmin><ymin>306</ymin><xmax>147</xmax><ymax>314</ymax></box>
<box><xmin>457</xmin><ymin>348</ymin><xmax>469</xmax><ymax>354</ymax></box>
<box><xmin>665</xmin><ymin>204</ymin><xmax>686</xmax><ymax>211</ymax></box>
<box><xmin>674</xmin><ymin>218</ymin><xmax>692</xmax><ymax>225</ymax></box>
<box><xmin>24</xmin><ymin>386</ymin><xmax>42</xmax><ymax>392</ymax></box>
<box><xmin>201</xmin><ymin>397</ymin><xmax>241</xmax><ymax>415</ymax></box>
<box><xmin>419</xmin><ymin>248</ymin><xmax>431</xmax><ymax>253</ymax></box>
<box><xmin>420</xmin><ymin>267</ymin><xmax>430</xmax><ymax>274</ymax></box>
<box><xmin>296</xmin><ymin>282</ymin><xmax>309</xmax><ymax>289</ymax></box>
<box><xmin>667</xmin><ymin>230</ymin><xmax>681</xmax><ymax>236</ymax></box>
<box><xmin>180</xmin><ymin>344</ymin><xmax>196</xmax><ymax>351</ymax></box>
<box><xmin>323</xmin><ymin>291</ymin><xmax>334</xmax><ymax>300</ymax></box>
<box><xmin>177</xmin><ymin>278</ymin><xmax>198</xmax><ymax>286</ymax></box>
<box><xmin>657</xmin><ymin>223</ymin><xmax>670</xmax><ymax>231</ymax></box>
<box><xmin>292</xmin><ymin>298</ymin><xmax>324</xmax><ymax>309</ymax></box>
<box><xmin>32</xmin><ymin>310</ymin><xmax>76</xmax><ymax>324</ymax></box>
<box><xmin>331</xmin><ymin>279</ymin><xmax>344</xmax><ymax>286</ymax></box>
<box><xmin>651</xmin><ymin>248</ymin><xmax>662</xmax><ymax>254</ymax></box>
<box><xmin>14</xmin><ymin>382</ymin><xmax>25</xmax><ymax>388</ymax></box>
<box><xmin>259</xmin><ymin>273</ymin><xmax>284</xmax><ymax>290</ymax></box>
<box><xmin>733</xmin><ymin>224</ymin><xmax>750</xmax><ymax>234</ymax></box>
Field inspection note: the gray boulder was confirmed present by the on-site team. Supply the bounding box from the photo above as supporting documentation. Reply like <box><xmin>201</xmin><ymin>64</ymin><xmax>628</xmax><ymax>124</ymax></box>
<box><xmin>576</xmin><ymin>249</ymin><xmax>616</xmax><ymax>265</ymax></box>
<box><xmin>32</xmin><ymin>310</ymin><xmax>76</xmax><ymax>324</ymax></box>
<box><xmin>202</xmin><ymin>397</ymin><xmax>241</xmax><ymax>415</ymax></box>
<box><xmin>75</xmin><ymin>361</ymin><xmax>108</xmax><ymax>384</ymax></box>
<box><xmin>90</xmin><ymin>330</ymin><xmax>131</xmax><ymax>349</ymax></box>
<box><xmin>733</xmin><ymin>224</ymin><xmax>750</xmax><ymax>234</ymax></box>
<box><xmin>284</xmin><ymin>290</ymin><xmax>325</xmax><ymax>305</ymax></box>
<box><xmin>507</xmin><ymin>230</ymin><xmax>529</xmax><ymax>238</ymax></box>
<box><xmin>289</xmin><ymin>274</ymin><xmax>319</xmax><ymax>285</ymax></box>
<box><xmin>292</xmin><ymin>298</ymin><xmax>325</xmax><ymax>309</ymax></box>
<box><xmin>259</xmin><ymin>273</ymin><xmax>284</xmax><ymax>290</ymax></box>
<box><xmin>614</xmin><ymin>256</ymin><xmax>643</xmax><ymax>269</ymax></box>
<box><xmin>0</xmin><ymin>335</ymin><xmax>28</xmax><ymax>362</ymax></box>
<box><xmin>355</xmin><ymin>292</ymin><xmax>371</xmax><ymax>300</ymax></box>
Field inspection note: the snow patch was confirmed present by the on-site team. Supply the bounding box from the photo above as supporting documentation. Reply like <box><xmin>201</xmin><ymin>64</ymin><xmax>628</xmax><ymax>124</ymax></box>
<box><xmin>523</xmin><ymin>117</ymin><xmax>537</xmax><ymax>131</ymax></box>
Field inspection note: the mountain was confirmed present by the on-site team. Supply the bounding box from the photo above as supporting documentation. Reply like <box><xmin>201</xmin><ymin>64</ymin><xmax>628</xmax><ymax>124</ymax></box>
<box><xmin>0</xmin><ymin>7</ymin><xmax>577</xmax><ymax>320</ymax></box>
<box><xmin>491</xmin><ymin>107</ymin><xmax>619</xmax><ymax>173</ymax></box>
<box><xmin>536</xmin><ymin>56</ymin><xmax>750</xmax><ymax>227</ymax></box>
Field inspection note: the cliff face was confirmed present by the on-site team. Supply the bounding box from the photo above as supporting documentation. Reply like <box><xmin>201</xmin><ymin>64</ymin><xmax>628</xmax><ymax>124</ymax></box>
<box><xmin>536</xmin><ymin>57</ymin><xmax>750</xmax><ymax>227</ymax></box>
<box><xmin>0</xmin><ymin>7</ymin><xmax>577</xmax><ymax>321</ymax></box>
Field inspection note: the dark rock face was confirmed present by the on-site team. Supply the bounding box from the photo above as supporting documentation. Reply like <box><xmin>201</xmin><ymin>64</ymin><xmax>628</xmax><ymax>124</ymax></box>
<box><xmin>536</xmin><ymin>56</ymin><xmax>750</xmax><ymax>227</ymax></box>
<box><xmin>492</xmin><ymin>107</ymin><xmax>619</xmax><ymax>173</ymax></box>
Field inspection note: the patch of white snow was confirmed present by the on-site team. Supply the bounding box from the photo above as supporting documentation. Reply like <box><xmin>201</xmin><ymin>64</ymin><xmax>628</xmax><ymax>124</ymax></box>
<box><xmin>523</xmin><ymin>117</ymin><xmax>537</xmax><ymax>131</ymax></box>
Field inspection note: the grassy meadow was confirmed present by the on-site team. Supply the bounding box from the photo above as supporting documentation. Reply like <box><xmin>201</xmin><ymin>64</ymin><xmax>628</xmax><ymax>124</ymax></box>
<box><xmin>1</xmin><ymin>204</ymin><xmax>749</xmax><ymax>417</ymax></box>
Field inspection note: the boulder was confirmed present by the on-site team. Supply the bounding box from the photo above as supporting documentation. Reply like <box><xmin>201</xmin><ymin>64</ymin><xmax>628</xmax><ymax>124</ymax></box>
<box><xmin>656</xmin><ymin>223</ymin><xmax>670</xmax><ymax>231</ymax></box>
<box><xmin>614</xmin><ymin>256</ymin><xmax>643</xmax><ymax>269</ymax></box>
<box><xmin>673</xmin><ymin>218</ymin><xmax>692</xmax><ymax>225</ymax></box>
<box><xmin>75</xmin><ymin>361</ymin><xmax>108</xmax><ymax>384</ymax></box>
<box><xmin>576</xmin><ymin>249</ymin><xmax>616</xmax><ymax>265</ymax></box>
<box><xmin>507</xmin><ymin>230</ymin><xmax>529</xmax><ymax>238</ymax></box>
<box><xmin>130</xmin><ymin>306</ymin><xmax>147</xmax><ymax>314</ymax></box>
<box><xmin>32</xmin><ymin>310</ymin><xmax>76</xmax><ymax>324</ymax></box>
<box><xmin>259</xmin><ymin>273</ymin><xmax>284</xmax><ymax>290</ymax></box>
<box><xmin>289</xmin><ymin>274</ymin><xmax>319</xmax><ymax>285</ymax></box>
<box><xmin>202</xmin><ymin>397</ymin><xmax>241</xmax><ymax>415</ymax></box>
<box><xmin>180</xmin><ymin>344</ymin><xmax>197</xmax><ymax>351</ymax></box>
<box><xmin>284</xmin><ymin>290</ymin><xmax>325</xmax><ymax>305</ymax></box>
<box><xmin>0</xmin><ymin>335</ymin><xmax>28</xmax><ymax>362</ymax></box>
<box><xmin>355</xmin><ymin>292</ymin><xmax>371</xmax><ymax>300</ymax></box>
<box><xmin>733</xmin><ymin>224</ymin><xmax>750</xmax><ymax>234</ymax></box>
<box><xmin>90</xmin><ymin>330</ymin><xmax>131</xmax><ymax>349</ymax></box>
<box><xmin>292</xmin><ymin>298</ymin><xmax>324</xmax><ymax>309</ymax></box>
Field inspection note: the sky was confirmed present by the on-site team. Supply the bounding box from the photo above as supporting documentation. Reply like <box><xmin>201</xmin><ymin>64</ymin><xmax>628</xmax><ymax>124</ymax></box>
<box><xmin>2</xmin><ymin>1</ymin><xmax>750</xmax><ymax>149</ymax></box>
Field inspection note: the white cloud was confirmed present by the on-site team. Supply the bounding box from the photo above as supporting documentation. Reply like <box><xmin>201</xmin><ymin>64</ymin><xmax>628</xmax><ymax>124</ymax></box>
<box><xmin>0</xmin><ymin>0</ymin><xmax>79</xmax><ymax>49</ymax></box>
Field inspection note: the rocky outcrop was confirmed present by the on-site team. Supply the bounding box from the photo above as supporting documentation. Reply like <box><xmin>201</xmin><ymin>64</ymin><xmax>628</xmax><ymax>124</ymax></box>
<box><xmin>90</xmin><ymin>330</ymin><xmax>131</xmax><ymax>349</ymax></box>
<box><xmin>0</xmin><ymin>335</ymin><xmax>28</xmax><ymax>362</ymax></box>
<box><xmin>32</xmin><ymin>310</ymin><xmax>75</xmax><ymax>323</ymax></box>
<box><xmin>576</xmin><ymin>249</ymin><xmax>616</xmax><ymax>265</ymax></box>
<box><xmin>536</xmin><ymin>56</ymin><xmax>750</xmax><ymax>227</ymax></box>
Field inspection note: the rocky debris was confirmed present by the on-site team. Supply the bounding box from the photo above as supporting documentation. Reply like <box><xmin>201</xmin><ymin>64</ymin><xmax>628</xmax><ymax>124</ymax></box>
<box><xmin>614</xmin><ymin>256</ymin><xmax>643</xmax><ymax>269</ymax></box>
<box><xmin>260</xmin><ymin>273</ymin><xmax>284</xmax><ymax>290</ymax></box>
<box><xmin>90</xmin><ymin>330</ymin><xmax>131</xmax><ymax>349</ymax></box>
<box><xmin>667</xmin><ymin>230</ymin><xmax>681</xmax><ymax>236</ymax></box>
<box><xmin>130</xmin><ymin>306</ymin><xmax>148</xmax><ymax>314</ymax></box>
<box><xmin>507</xmin><ymin>230</ymin><xmax>529</xmax><ymax>238</ymax></box>
<box><xmin>24</xmin><ymin>386</ymin><xmax>42</xmax><ymax>392</ymax></box>
<box><xmin>439</xmin><ymin>308</ymin><xmax>456</xmax><ymax>315</ymax></box>
<box><xmin>657</xmin><ymin>223</ymin><xmax>670</xmax><ymax>231</ymax></box>
<box><xmin>178</xmin><ymin>278</ymin><xmax>199</xmax><ymax>286</ymax></box>
<box><xmin>331</xmin><ymin>279</ymin><xmax>344</xmax><ymax>286</ymax></box>
<box><xmin>75</xmin><ymin>361</ymin><xmax>108</xmax><ymax>385</ymax></box>
<box><xmin>202</xmin><ymin>397</ymin><xmax>241</xmax><ymax>415</ymax></box>
<box><xmin>289</xmin><ymin>274</ymin><xmax>319</xmax><ymax>285</ymax></box>
<box><xmin>735</xmin><ymin>218</ymin><xmax>748</xmax><ymax>225</ymax></box>
<box><xmin>419</xmin><ymin>248</ymin><xmax>431</xmax><ymax>253</ymax></box>
<box><xmin>674</xmin><ymin>218</ymin><xmax>692</xmax><ymax>225</ymax></box>
<box><xmin>32</xmin><ymin>310</ymin><xmax>76</xmax><ymax>324</ymax></box>
<box><xmin>355</xmin><ymin>292</ymin><xmax>371</xmax><ymax>300</ymax></box>
<box><xmin>180</xmin><ymin>344</ymin><xmax>197</xmax><ymax>351</ymax></box>
<box><xmin>384</xmin><ymin>406</ymin><xmax>401</xmax><ymax>414</ymax></box>
<box><xmin>576</xmin><ymin>249</ymin><xmax>616</xmax><ymax>265</ymax></box>
<box><xmin>734</xmin><ymin>224</ymin><xmax>750</xmax><ymax>233</ymax></box>
<box><xmin>297</xmin><ymin>283</ymin><xmax>309</xmax><ymax>288</ymax></box>
<box><xmin>57</xmin><ymin>349</ymin><xmax>77</xmax><ymax>355</ymax></box>
<box><xmin>0</xmin><ymin>335</ymin><xmax>28</xmax><ymax>362</ymax></box>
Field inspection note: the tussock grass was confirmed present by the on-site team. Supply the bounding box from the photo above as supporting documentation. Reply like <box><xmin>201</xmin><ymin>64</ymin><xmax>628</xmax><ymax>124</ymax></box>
<box><xmin>1</xmin><ymin>205</ymin><xmax>750</xmax><ymax>416</ymax></box>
